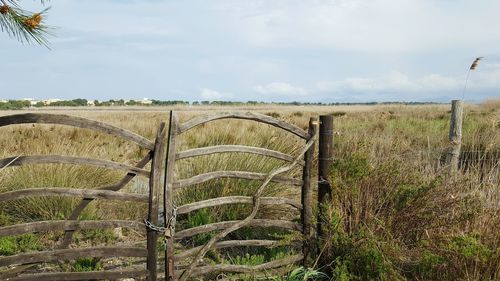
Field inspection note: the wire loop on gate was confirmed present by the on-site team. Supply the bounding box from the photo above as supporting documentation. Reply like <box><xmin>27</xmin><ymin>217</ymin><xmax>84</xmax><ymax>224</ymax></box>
<box><xmin>319</xmin><ymin>130</ymin><xmax>335</xmax><ymax>136</ymax></box>
<box><xmin>318</xmin><ymin>177</ymin><xmax>331</xmax><ymax>185</ymax></box>
<box><xmin>318</xmin><ymin>157</ymin><xmax>335</xmax><ymax>161</ymax></box>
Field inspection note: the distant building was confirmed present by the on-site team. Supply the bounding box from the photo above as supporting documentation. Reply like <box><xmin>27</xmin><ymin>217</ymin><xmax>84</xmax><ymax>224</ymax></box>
<box><xmin>0</xmin><ymin>99</ymin><xmax>7</xmax><ymax>103</ymax></box>
<box><xmin>87</xmin><ymin>100</ymin><xmax>95</xmax><ymax>106</ymax></box>
<box><xmin>140</xmin><ymin>98</ymin><xmax>153</xmax><ymax>105</ymax></box>
<box><xmin>22</xmin><ymin>98</ymin><xmax>39</xmax><ymax>105</ymax></box>
<box><xmin>43</xmin><ymin>99</ymin><xmax>63</xmax><ymax>105</ymax></box>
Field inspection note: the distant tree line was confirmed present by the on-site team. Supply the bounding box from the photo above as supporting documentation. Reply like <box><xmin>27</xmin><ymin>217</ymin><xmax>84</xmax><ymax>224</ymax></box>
<box><xmin>0</xmin><ymin>98</ymin><xmax>443</xmax><ymax>110</ymax></box>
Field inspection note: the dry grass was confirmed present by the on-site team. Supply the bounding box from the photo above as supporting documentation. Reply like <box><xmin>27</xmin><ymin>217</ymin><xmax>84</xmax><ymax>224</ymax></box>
<box><xmin>0</xmin><ymin>103</ymin><xmax>498</xmax><ymax>280</ymax></box>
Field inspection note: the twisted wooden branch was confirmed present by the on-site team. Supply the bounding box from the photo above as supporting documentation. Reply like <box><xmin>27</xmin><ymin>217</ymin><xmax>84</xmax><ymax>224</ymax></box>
<box><xmin>178</xmin><ymin>129</ymin><xmax>318</xmax><ymax>281</ymax></box>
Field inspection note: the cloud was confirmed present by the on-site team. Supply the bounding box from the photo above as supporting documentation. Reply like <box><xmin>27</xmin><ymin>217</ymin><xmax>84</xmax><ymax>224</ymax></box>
<box><xmin>317</xmin><ymin>72</ymin><xmax>462</xmax><ymax>94</ymax></box>
<box><xmin>2</xmin><ymin>1</ymin><xmax>500</xmax><ymax>102</ymax></box>
<box><xmin>254</xmin><ymin>82</ymin><xmax>307</xmax><ymax>96</ymax></box>
<box><xmin>224</xmin><ymin>0</ymin><xmax>500</xmax><ymax>53</ymax></box>
<box><xmin>200</xmin><ymin>88</ymin><xmax>234</xmax><ymax>100</ymax></box>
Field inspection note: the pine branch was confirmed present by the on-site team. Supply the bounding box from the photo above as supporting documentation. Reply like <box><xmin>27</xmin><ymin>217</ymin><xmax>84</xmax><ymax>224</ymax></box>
<box><xmin>0</xmin><ymin>0</ymin><xmax>52</xmax><ymax>47</ymax></box>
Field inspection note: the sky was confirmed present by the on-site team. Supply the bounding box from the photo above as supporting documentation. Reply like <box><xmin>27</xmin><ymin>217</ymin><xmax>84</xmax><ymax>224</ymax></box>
<box><xmin>1</xmin><ymin>0</ymin><xmax>500</xmax><ymax>103</ymax></box>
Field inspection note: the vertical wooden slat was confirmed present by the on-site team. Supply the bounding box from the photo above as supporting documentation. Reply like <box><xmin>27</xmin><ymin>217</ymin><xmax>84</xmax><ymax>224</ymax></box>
<box><xmin>446</xmin><ymin>100</ymin><xmax>463</xmax><ymax>175</ymax></box>
<box><xmin>164</xmin><ymin>111</ymin><xmax>179</xmax><ymax>281</ymax></box>
<box><xmin>147</xmin><ymin>122</ymin><xmax>167</xmax><ymax>281</ymax></box>
<box><xmin>317</xmin><ymin>115</ymin><xmax>334</xmax><ymax>242</ymax></box>
<box><xmin>301</xmin><ymin>117</ymin><xmax>317</xmax><ymax>266</ymax></box>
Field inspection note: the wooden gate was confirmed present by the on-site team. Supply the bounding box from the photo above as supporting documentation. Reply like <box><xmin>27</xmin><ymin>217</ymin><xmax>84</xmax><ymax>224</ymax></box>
<box><xmin>162</xmin><ymin>111</ymin><xmax>318</xmax><ymax>280</ymax></box>
<box><xmin>0</xmin><ymin>113</ymin><xmax>167</xmax><ymax>281</ymax></box>
<box><xmin>0</xmin><ymin>111</ymin><xmax>318</xmax><ymax>281</ymax></box>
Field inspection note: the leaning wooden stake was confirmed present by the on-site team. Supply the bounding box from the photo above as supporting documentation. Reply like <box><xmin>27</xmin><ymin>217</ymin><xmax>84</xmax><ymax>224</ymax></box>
<box><xmin>446</xmin><ymin>100</ymin><xmax>463</xmax><ymax>175</ymax></box>
<box><xmin>317</xmin><ymin>115</ymin><xmax>333</xmax><ymax>252</ymax></box>
<box><xmin>301</xmin><ymin>117</ymin><xmax>317</xmax><ymax>266</ymax></box>
<box><xmin>147</xmin><ymin>122</ymin><xmax>167</xmax><ymax>281</ymax></box>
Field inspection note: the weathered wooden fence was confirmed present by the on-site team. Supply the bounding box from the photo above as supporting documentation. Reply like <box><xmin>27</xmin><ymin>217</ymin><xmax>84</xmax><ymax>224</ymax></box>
<box><xmin>0</xmin><ymin>112</ymin><xmax>321</xmax><ymax>281</ymax></box>
<box><xmin>0</xmin><ymin>113</ymin><xmax>167</xmax><ymax>281</ymax></box>
<box><xmin>162</xmin><ymin>111</ymin><xmax>318</xmax><ymax>280</ymax></box>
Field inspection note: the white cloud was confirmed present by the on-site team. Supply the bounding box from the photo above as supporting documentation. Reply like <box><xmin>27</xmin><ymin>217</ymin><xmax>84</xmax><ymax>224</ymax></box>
<box><xmin>224</xmin><ymin>0</ymin><xmax>500</xmax><ymax>53</ymax></box>
<box><xmin>255</xmin><ymin>82</ymin><xmax>307</xmax><ymax>96</ymax></box>
<box><xmin>317</xmin><ymin>72</ymin><xmax>462</xmax><ymax>93</ymax></box>
<box><xmin>200</xmin><ymin>88</ymin><xmax>234</xmax><ymax>100</ymax></box>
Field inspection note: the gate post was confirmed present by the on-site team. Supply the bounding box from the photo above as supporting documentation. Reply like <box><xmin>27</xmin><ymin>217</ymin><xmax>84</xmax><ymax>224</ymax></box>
<box><xmin>302</xmin><ymin>117</ymin><xmax>317</xmax><ymax>266</ymax></box>
<box><xmin>164</xmin><ymin>111</ymin><xmax>179</xmax><ymax>281</ymax></box>
<box><xmin>317</xmin><ymin>115</ymin><xmax>333</xmax><ymax>250</ymax></box>
<box><xmin>147</xmin><ymin>122</ymin><xmax>167</xmax><ymax>281</ymax></box>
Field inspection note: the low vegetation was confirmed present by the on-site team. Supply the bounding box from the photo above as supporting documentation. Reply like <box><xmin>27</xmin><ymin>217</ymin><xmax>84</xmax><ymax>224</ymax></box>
<box><xmin>0</xmin><ymin>101</ymin><xmax>498</xmax><ymax>280</ymax></box>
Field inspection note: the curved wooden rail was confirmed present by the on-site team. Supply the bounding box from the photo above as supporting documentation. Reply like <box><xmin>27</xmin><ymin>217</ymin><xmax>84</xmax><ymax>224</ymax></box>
<box><xmin>173</xmin><ymin>171</ymin><xmax>302</xmax><ymax>189</ymax></box>
<box><xmin>0</xmin><ymin>220</ymin><xmax>145</xmax><ymax>237</ymax></box>
<box><xmin>175</xmin><ymin>240</ymin><xmax>286</xmax><ymax>260</ymax></box>
<box><xmin>177</xmin><ymin>112</ymin><xmax>308</xmax><ymax>139</ymax></box>
<box><xmin>0</xmin><ymin>247</ymin><xmax>147</xmax><ymax>267</ymax></box>
<box><xmin>0</xmin><ymin>188</ymin><xmax>148</xmax><ymax>203</ymax></box>
<box><xmin>177</xmin><ymin>196</ymin><xmax>301</xmax><ymax>215</ymax></box>
<box><xmin>175</xmin><ymin>219</ymin><xmax>302</xmax><ymax>239</ymax></box>
<box><xmin>176</xmin><ymin>254</ymin><xmax>303</xmax><ymax>277</ymax></box>
<box><xmin>0</xmin><ymin>113</ymin><xmax>154</xmax><ymax>150</ymax></box>
<box><xmin>176</xmin><ymin>145</ymin><xmax>304</xmax><ymax>165</ymax></box>
<box><xmin>3</xmin><ymin>269</ymin><xmax>149</xmax><ymax>281</ymax></box>
<box><xmin>0</xmin><ymin>155</ymin><xmax>150</xmax><ymax>177</ymax></box>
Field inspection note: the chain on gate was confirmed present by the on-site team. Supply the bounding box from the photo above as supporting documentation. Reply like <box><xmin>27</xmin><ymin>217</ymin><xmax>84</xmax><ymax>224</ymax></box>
<box><xmin>144</xmin><ymin>206</ymin><xmax>178</xmax><ymax>239</ymax></box>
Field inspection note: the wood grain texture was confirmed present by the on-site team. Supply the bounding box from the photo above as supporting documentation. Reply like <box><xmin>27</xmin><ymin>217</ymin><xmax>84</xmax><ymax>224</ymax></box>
<box><xmin>302</xmin><ymin>117</ymin><xmax>317</xmax><ymax>266</ymax></box>
<box><xmin>173</xmin><ymin>171</ymin><xmax>302</xmax><ymax>189</ymax></box>
<box><xmin>177</xmin><ymin>196</ymin><xmax>301</xmax><ymax>215</ymax></box>
<box><xmin>0</xmin><ymin>247</ymin><xmax>147</xmax><ymax>267</ymax></box>
<box><xmin>0</xmin><ymin>113</ymin><xmax>154</xmax><ymax>150</ymax></box>
<box><xmin>164</xmin><ymin>111</ymin><xmax>179</xmax><ymax>281</ymax></box>
<box><xmin>446</xmin><ymin>100</ymin><xmax>463</xmax><ymax>175</ymax></box>
<box><xmin>176</xmin><ymin>254</ymin><xmax>303</xmax><ymax>277</ymax></box>
<box><xmin>175</xmin><ymin>240</ymin><xmax>285</xmax><ymax>260</ymax></box>
<box><xmin>175</xmin><ymin>219</ymin><xmax>302</xmax><ymax>239</ymax></box>
<box><xmin>177</xmin><ymin>112</ymin><xmax>308</xmax><ymax>139</ymax></box>
<box><xmin>1</xmin><ymin>269</ymin><xmax>149</xmax><ymax>281</ymax></box>
<box><xmin>0</xmin><ymin>220</ymin><xmax>144</xmax><ymax>237</ymax></box>
<box><xmin>0</xmin><ymin>155</ymin><xmax>150</xmax><ymax>177</ymax></box>
<box><xmin>0</xmin><ymin>188</ymin><xmax>148</xmax><ymax>203</ymax></box>
<box><xmin>176</xmin><ymin>145</ymin><xmax>304</xmax><ymax>165</ymax></box>
<box><xmin>318</xmin><ymin>115</ymin><xmax>334</xmax><ymax>240</ymax></box>
<box><xmin>147</xmin><ymin>122</ymin><xmax>167</xmax><ymax>281</ymax></box>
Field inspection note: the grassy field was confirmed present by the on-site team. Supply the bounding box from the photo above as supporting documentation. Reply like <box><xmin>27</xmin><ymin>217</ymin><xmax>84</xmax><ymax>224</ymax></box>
<box><xmin>0</xmin><ymin>101</ymin><xmax>498</xmax><ymax>280</ymax></box>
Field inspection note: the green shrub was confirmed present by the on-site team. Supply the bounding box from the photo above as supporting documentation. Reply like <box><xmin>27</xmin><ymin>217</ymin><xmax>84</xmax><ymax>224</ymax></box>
<box><xmin>448</xmin><ymin>234</ymin><xmax>492</xmax><ymax>262</ymax></box>
<box><xmin>0</xmin><ymin>234</ymin><xmax>42</xmax><ymax>255</ymax></box>
<box><xmin>228</xmin><ymin>253</ymin><xmax>265</xmax><ymax>266</ymax></box>
<box><xmin>415</xmin><ymin>250</ymin><xmax>447</xmax><ymax>278</ymax></box>
<box><xmin>331</xmin><ymin>154</ymin><xmax>371</xmax><ymax>184</ymax></box>
<box><xmin>73</xmin><ymin>257</ymin><xmax>103</xmax><ymax>272</ymax></box>
<box><xmin>78</xmin><ymin>229</ymin><xmax>116</xmax><ymax>245</ymax></box>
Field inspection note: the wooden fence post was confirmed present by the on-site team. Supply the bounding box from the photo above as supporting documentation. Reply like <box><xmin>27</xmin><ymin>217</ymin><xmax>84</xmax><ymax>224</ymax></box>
<box><xmin>302</xmin><ymin>117</ymin><xmax>317</xmax><ymax>266</ymax></box>
<box><xmin>446</xmin><ymin>100</ymin><xmax>463</xmax><ymax>175</ymax></box>
<box><xmin>317</xmin><ymin>115</ymin><xmax>334</xmax><ymax>244</ymax></box>
<box><xmin>146</xmin><ymin>122</ymin><xmax>167</xmax><ymax>281</ymax></box>
<box><xmin>164</xmin><ymin>111</ymin><xmax>178</xmax><ymax>281</ymax></box>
